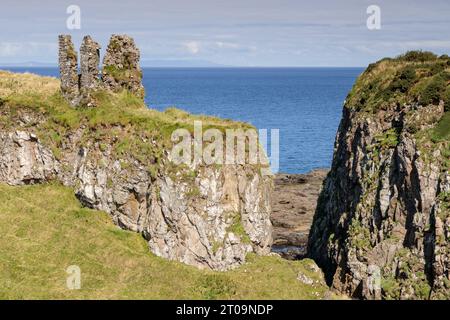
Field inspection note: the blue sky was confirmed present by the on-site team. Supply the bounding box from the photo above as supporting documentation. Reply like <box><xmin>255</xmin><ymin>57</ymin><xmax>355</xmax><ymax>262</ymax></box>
<box><xmin>0</xmin><ymin>0</ymin><xmax>449</xmax><ymax>66</ymax></box>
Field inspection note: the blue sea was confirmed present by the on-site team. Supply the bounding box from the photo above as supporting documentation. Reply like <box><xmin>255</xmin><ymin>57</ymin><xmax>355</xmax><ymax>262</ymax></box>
<box><xmin>1</xmin><ymin>67</ymin><xmax>363</xmax><ymax>173</ymax></box>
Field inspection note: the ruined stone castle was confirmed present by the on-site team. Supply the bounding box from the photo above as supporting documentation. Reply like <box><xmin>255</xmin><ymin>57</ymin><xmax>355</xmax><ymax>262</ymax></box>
<box><xmin>58</xmin><ymin>34</ymin><xmax>145</xmax><ymax>106</ymax></box>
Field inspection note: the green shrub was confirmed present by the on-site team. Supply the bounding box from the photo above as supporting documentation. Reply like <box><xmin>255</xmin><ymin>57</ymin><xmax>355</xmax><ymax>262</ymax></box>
<box><xmin>398</xmin><ymin>50</ymin><xmax>437</xmax><ymax>62</ymax></box>
<box><xmin>419</xmin><ymin>73</ymin><xmax>447</xmax><ymax>105</ymax></box>
<box><xmin>381</xmin><ymin>277</ymin><xmax>401</xmax><ymax>300</ymax></box>
<box><xmin>444</xmin><ymin>87</ymin><xmax>450</xmax><ymax>112</ymax></box>
<box><xmin>389</xmin><ymin>66</ymin><xmax>417</xmax><ymax>93</ymax></box>
<box><xmin>374</xmin><ymin>128</ymin><xmax>400</xmax><ymax>149</ymax></box>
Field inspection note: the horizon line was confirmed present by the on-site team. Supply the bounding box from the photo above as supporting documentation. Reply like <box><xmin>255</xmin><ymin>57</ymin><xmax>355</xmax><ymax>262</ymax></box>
<box><xmin>0</xmin><ymin>64</ymin><xmax>367</xmax><ymax>68</ymax></box>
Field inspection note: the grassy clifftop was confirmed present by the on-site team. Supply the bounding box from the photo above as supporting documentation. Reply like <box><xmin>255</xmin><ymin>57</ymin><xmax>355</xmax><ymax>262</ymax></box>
<box><xmin>0</xmin><ymin>183</ymin><xmax>333</xmax><ymax>299</ymax></box>
<box><xmin>0</xmin><ymin>70</ymin><xmax>247</xmax><ymax>131</ymax></box>
<box><xmin>346</xmin><ymin>51</ymin><xmax>450</xmax><ymax>114</ymax></box>
<box><xmin>345</xmin><ymin>51</ymin><xmax>450</xmax><ymax>171</ymax></box>
<box><xmin>0</xmin><ymin>70</ymin><xmax>253</xmax><ymax>173</ymax></box>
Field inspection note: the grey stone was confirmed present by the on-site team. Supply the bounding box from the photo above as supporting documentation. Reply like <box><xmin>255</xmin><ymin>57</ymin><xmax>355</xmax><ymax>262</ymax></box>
<box><xmin>307</xmin><ymin>97</ymin><xmax>449</xmax><ymax>299</ymax></box>
<box><xmin>58</xmin><ymin>35</ymin><xmax>79</xmax><ymax>106</ymax></box>
<box><xmin>102</xmin><ymin>34</ymin><xmax>145</xmax><ymax>99</ymax></box>
<box><xmin>79</xmin><ymin>35</ymin><xmax>101</xmax><ymax>106</ymax></box>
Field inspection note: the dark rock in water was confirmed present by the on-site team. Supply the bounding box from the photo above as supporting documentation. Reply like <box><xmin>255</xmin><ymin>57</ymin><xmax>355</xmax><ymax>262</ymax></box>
<box><xmin>272</xmin><ymin>245</ymin><xmax>307</xmax><ymax>260</ymax></box>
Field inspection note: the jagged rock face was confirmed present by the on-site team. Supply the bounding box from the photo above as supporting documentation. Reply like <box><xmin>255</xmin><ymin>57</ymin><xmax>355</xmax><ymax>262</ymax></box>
<box><xmin>0</xmin><ymin>131</ymin><xmax>58</xmax><ymax>184</ymax></box>
<box><xmin>58</xmin><ymin>35</ymin><xmax>79</xmax><ymax>106</ymax></box>
<box><xmin>0</xmin><ymin>116</ymin><xmax>272</xmax><ymax>270</ymax></box>
<box><xmin>102</xmin><ymin>35</ymin><xmax>145</xmax><ymax>99</ymax></box>
<box><xmin>145</xmin><ymin>166</ymin><xmax>272</xmax><ymax>269</ymax></box>
<box><xmin>79</xmin><ymin>35</ymin><xmax>101</xmax><ymax>106</ymax></box>
<box><xmin>308</xmin><ymin>101</ymin><xmax>449</xmax><ymax>299</ymax></box>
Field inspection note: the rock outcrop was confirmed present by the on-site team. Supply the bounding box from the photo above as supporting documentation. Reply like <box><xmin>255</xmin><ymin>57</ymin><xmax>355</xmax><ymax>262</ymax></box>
<box><xmin>0</xmin><ymin>70</ymin><xmax>272</xmax><ymax>271</ymax></box>
<box><xmin>0</xmin><ymin>125</ymin><xmax>272</xmax><ymax>270</ymax></box>
<box><xmin>308</xmin><ymin>52</ymin><xmax>450</xmax><ymax>299</ymax></box>
<box><xmin>102</xmin><ymin>35</ymin><xmax>145</xmax><ymax>99</ymax></box>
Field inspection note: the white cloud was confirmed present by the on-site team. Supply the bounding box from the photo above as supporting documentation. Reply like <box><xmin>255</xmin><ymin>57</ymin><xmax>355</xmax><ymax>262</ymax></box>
<box><xmin>183</xmin><ymin>41</ymin><xmax>200</xmax><ymax>54</ymax></box>
<box><xmin>0</xmin><ymin>42</ymin><xmax>22</xmax><ymax>57</ymax></box>
<box><xmin>215</xmin><ymin>41</ymin><xmax>240</xmax><ymax>49</ymax></box>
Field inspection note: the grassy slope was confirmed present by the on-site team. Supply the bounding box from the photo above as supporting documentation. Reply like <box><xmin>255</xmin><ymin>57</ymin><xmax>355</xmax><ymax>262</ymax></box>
<box><xmin>0</xmin><ymin>183</ymin><xmax>331</xmax><ymax>300</ymax></box>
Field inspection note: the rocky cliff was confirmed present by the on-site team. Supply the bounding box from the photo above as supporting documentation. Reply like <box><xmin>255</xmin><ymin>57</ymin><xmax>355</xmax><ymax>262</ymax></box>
<box><xmin>0</xmin><ymin>70</ymin><xmax>272</xmax><ymax>271</ymax></box>
<box><xmin>308</xmin><ymin>51</ymin><xmax>450</xmax><ymax>299</ymax></box>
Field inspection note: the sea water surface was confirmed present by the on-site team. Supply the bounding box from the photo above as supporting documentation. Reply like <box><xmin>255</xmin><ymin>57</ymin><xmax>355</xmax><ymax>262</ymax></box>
<box><xmin>1</xmin><ymin>67</ymin><xmax>363</xmax><ymax>173</ymax></box>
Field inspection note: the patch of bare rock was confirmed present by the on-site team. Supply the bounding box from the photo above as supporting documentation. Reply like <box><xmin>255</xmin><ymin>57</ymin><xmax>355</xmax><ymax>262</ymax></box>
<box><xmin>271</xmin><ymin>169</ymin><xmax>328</xmax><ymax>259</ymax></box>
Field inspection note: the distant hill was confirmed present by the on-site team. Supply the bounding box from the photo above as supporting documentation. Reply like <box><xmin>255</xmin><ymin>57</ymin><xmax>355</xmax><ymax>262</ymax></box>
<box><xmin>140</xmin><ymin>59</ymin><xmax>231</xmax><ymax>68</ymax></box>
<box><xmin>0</xmin><ymin>61</ymin><xmax>56</xmax><ymax>67</ymax></box>
<box><xmin>0</xmin><ymin>59</ymin><xmax>230</xmax><ymax>68</ymax></box>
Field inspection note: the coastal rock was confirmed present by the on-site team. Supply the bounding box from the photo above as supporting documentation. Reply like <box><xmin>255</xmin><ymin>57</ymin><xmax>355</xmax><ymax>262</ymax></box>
<box><xmin>0</xmin><ymin>118</ymin><xmax>272</xmax><ymax>271</ymax></box>
<box><xmin>0</xmin><ymin>131</ymin><xmax>58</xmax><ymax>184</ymax></box>
<box><xmin>308</xmin><ymin>54</ymin><xmax>450</xmax><ymax>299</ymax></box>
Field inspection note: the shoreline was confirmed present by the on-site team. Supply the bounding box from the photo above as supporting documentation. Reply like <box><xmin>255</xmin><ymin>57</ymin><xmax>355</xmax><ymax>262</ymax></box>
<box><xmin>271</xmin><ymin>169</ymin><xmax>329</xmax><ymax>259</ymax></box>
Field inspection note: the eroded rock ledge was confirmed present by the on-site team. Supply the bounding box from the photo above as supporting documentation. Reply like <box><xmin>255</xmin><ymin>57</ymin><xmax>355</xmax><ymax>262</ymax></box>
<box><xmin>0</xmin><ymin>121</ymin><xmax>272</xmax><ymax>271</ymax></box>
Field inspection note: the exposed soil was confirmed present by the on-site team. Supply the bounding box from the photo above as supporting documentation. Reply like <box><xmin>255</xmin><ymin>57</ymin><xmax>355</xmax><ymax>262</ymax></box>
<box><xmin>271</xmin><ymin>169</ymin><xmax>328</xmax><ymax>259</ymax></box>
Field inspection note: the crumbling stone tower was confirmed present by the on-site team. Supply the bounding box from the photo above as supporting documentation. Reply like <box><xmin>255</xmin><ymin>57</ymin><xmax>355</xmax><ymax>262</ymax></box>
<box><xmin>58</xmin><ymin>35</ymin><xmax>79</xmax><ymax>106</ymax></box>
<box><xmin>58</xmin><ymin>34</ymin><xmax>144</xmax><ymax>106</ymax></box>
<box><xmin>80</xmin><ymin>36</ymin><xmax>101</xmax><ymax>92</ymax></box>
<box><xmin>79</xmin><ymin>36</ymin><xmax>101</xmax><ymax>106</ymax></box>
<box><xmin>102</xmin><ymin>35</ymin><xmax>145</xmax><ymax>99</ymax></box>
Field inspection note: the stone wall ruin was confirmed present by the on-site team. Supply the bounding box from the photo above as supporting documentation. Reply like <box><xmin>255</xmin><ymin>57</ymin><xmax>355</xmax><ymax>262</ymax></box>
<box><xmin>58</xmin><ymin>34</ymin><xmax>144</xmax><ymax>106</ymax></box>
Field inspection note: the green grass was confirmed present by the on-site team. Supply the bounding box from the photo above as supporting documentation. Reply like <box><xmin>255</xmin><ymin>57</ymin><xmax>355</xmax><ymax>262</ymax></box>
<box><xmin>432</xmin><ymin>112</ymin><xmax>450</xmax><ymax>141</ymax></box>
<box><xmin>344</xmin><ymin>51</ymin><xmax>449</xmax><ymax>175</ymax></box>
<box><xmin>227</xmin><ymin>214</ymin><xmax>251</xmax><ymax>244</ymax></box>
<box><xmin>0</xmin><ymin>183</ymin><xmax>336</xmax><ymax>300</ymax></box>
